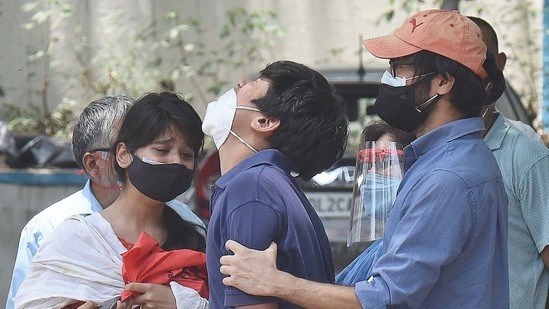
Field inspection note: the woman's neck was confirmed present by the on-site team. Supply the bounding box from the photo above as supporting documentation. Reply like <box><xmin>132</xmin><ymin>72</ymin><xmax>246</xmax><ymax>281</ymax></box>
<box><xmin>101</xmin><ymin>187</ymin><xmax>167</xmax><ymax>245</ymax></box>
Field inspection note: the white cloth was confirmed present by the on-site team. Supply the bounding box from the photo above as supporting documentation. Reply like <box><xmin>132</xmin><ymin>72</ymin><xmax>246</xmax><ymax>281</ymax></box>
<box><xmin>6</xmin><ymin>179</ymin><xmax>204</xmax><ymax>309</ymax></box>
<box><xmin>15</xmin><ymin>213</ymin><xmax>125</xmax><ymax>308</ymax></box>
<box><xmin>14</xmin><ymin>213</ymin><xmax>207</xmax><ymax>309</ymax></box>
<box><xmin>170</xmin><ymin>282</ymin><xmax>209</xmax><ymax>309</ymax></box>
<box><xmin>6</xmin><ymin>181</ymin><xmax>102</xmax><ymax>309</ymax></box>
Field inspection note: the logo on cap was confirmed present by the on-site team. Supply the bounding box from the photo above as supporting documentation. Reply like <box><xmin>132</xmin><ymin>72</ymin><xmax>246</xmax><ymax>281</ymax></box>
<box><xmin>409</xmin><ymin>18</ymin><xmax>423</xmax><ymax>33</ymax></box>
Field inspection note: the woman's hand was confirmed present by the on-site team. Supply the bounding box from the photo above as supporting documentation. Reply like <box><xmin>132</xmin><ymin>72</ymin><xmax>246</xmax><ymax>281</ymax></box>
<box><xmin>124</xmin><ymin>282</ymin><xmax>176</xmax><ymax>309</ymax></box>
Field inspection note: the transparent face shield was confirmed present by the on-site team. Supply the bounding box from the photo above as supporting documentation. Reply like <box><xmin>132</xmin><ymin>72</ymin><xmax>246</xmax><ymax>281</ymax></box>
<box><xmin>347</xmin><ymin>141</ymin><xmax>404</xmax><ymax>246</ymax></box>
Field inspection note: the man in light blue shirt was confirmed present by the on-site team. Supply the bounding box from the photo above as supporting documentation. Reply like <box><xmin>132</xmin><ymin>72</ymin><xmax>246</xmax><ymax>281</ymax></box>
<box><xmin>470</xmin><ymin>16</ymin><xmax>549</xmax><ymax>309</ymax></box>
<box><xmin>217</xmin><ymin>10</ymin><xmax>509</xmax><ymax>309</ymax></box>
<box><xmin>5</xmin><ymin>96</ymin><xmax>204</xmax><ymax>309</ymax></box>
<box><xmin>485</xmin><ymin>113</ymin><xmax>549</xmax><ymax>308</ymax></box>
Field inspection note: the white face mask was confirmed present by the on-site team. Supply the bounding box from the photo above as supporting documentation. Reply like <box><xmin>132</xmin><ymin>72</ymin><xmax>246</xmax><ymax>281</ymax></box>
<box><xmin>202</xmin><ymin>88</ymin><xmax>261</xmax><ymax>152</ymax></box>
<box><xmin>381</xmin><ymin>70</ymin><xmax>409</xmax><ymax>87</ymax></box>
<box><xmin>381</xmin><ymin>70</ymin><xmax>434</xmax><ymax>87</ymax></box>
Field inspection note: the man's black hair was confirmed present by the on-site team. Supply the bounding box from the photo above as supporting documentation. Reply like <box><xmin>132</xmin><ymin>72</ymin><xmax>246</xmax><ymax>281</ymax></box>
<box><xmin>406</xmin><ymin>50</ymin><xmax>502</xmax><ymax>117</ymax></box>
<box><xmin>252</xmin><ymin>60</ymin><xmax>349</xmax><ymax>180</ymax></box>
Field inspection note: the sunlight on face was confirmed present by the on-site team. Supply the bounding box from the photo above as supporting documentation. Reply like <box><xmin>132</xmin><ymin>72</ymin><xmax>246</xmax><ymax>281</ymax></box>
<box><xmin>236</xmin><ymin>77</ymin><xmax>270</xmax><ymax>107</ymax></box>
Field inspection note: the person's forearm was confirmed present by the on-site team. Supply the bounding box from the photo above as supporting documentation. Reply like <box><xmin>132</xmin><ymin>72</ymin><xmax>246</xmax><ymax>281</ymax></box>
<box><xmin>270</xmin><ymin>271</ymin><xmax>362</xmax><ymax>309</ymax></box>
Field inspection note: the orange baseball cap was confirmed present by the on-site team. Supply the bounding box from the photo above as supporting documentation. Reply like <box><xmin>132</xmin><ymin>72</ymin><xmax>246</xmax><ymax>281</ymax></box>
<box><xmin>363</xmin><ymin>9</ymin><xmax>487</xmax><ymax>79</ymax></box>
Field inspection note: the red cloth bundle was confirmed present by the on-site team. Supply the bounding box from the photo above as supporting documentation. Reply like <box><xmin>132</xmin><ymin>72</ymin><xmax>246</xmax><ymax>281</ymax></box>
<box><xmin>120</xmin><ymin>231</ymin><xmax>208</xmax><ymax>301</ymax></box>
<box><xmin>358</xmin><ymin>148</ymin><xmax>404</xmax><ymax>163</ymax></box>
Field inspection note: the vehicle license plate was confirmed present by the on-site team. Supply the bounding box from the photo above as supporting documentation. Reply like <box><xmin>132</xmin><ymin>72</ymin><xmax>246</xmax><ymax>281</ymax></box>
<box><xmin>305</xmin><ymin>192</ymin><xmax>352</xmax><ymax>218</ymax></box>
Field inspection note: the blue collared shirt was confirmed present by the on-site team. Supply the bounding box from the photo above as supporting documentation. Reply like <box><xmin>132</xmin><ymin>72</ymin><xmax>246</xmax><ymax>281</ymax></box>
<box><xmin>207</xmin><ymin>149</ymin><xmax>334</xmax><ymax>308</ymax></box>
<box><xmin>6</xmin><ymin>180</ymin><xmax>204</xmax><ymax>309</ymax></box>
<box><xmin>355</xmin><ymin>117</ymin><xmax>509</xmax><ymax>309</ymax></box>
<box><xmin>485</xmin><ymin>114</ymin><xmax>549</xmax><ymax>308</ymax></box>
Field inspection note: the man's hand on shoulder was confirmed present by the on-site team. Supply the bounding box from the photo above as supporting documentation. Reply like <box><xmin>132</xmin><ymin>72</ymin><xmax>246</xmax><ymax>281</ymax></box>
<box><xmin>220</xmin><ymin>240</ymin><xmax>280</xmax><ymax>296</ymax></box>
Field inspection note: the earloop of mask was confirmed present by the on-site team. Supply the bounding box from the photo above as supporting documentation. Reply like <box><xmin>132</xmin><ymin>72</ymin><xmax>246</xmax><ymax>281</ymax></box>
<box><xmin>91</xmin><ymin>181</ymin><xmax>122</xmax><ymax>191</ymax></box>
<box><xmin>228</xmin><ymin>129</ymin><xmax>258</xmax><ymax>153</ymax></box>
<box><xmin>233</xmin><ymin>106</ymin><xmax>261</xmax><ymax>113</ymax></box>
<box><xmin>415</xmin><ymin>93</ymin><xmax>440</xmax><ymax>112</ymax></box>
<box><xmin>75</xmin><ymin>151</ymin><xmax>112</xmax><ymax>176</ymax></box>
<box><xmin>91</xmin><ymin>150</ymin><xmax>121</xmax><ymax>191</ymax></box>
<box><xmin>92</xmin><ymin>151</ymin><xmax>112</xmax><ymax>161</ymax></box>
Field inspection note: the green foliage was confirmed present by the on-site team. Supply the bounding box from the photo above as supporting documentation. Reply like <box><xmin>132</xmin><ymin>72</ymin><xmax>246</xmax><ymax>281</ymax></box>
<box><xmin>4</xmin><ymin>99</ymin><xmax>75</xmax><ymax>139</ymax></box>
<box><xmin>8</xmin><ymin>1</ymin><xmax>284</xmax><ymax>137</ymax></box>
<box><xmin>6</xmin><ymin>0</ymin><xmax>75</xmax><ymax>137</ymax></box>
<box><xmin>378</xmin><ymin>0</ymin><xmax>441</xmax><ymax>24</ymax></box>
<box><xmin>153</xmin><ymin>7</ymin><xmax>284</xmax><ymax>102</ymax></box>
<box><xmin>460</xmin><ymin>0</ymin><xmax>541</xmax><ymax>128</ymax></box>
<box><xmin>78</xmin><ymin>6</ymin><xmax>284</xmax><ymax>103</ymax></box>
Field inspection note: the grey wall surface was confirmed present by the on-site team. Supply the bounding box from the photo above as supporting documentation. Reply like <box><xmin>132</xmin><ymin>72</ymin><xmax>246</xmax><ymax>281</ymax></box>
<box><xmin>1</xmin><ymin>0</ymin><xmax>539</xmax><ymax>119</ymax></box>
<box><xmin>0</xmin><ymin>180</ymin><xmax>83</xmax><ymax>307</ymax></box>
<box><xmin>0</xmin><ymin>0</ymin><xmax>398</xmax><ymax>118</ymax></box>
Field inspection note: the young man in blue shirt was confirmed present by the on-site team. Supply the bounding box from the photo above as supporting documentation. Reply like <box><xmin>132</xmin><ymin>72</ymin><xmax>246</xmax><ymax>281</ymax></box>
<box><xmin>219</xmin><ymin>9</ymin><xmax>509</xmax><ymax>309</ymax></box>
<box><xmin>203</xmin><ymin>60</ymin><xmax>348</xmax><ymax>308</ymax></box>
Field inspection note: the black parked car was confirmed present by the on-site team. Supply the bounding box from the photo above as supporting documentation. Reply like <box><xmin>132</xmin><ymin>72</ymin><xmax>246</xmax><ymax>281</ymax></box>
<box><xmin>190</xmin><ymin>67</ymin><xmax>535</xmax><ymax>271</ymax></box>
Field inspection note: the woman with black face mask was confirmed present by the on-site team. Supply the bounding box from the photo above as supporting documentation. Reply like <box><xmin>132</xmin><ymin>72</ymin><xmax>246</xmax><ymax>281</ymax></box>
<box><xmin>15</xmin><ymin>92</ymin><xmax>209</xmax><ymax>309</ymax></box>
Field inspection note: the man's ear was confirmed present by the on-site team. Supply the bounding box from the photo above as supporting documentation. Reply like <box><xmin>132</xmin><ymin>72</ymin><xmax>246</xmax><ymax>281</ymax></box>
<box><xmin>251</xmin><ymin>116</ymin><xmax>280</xmax><ymax>133</ymax></box>
<box><xmin>116</xmin><ymin>142</ymin><xmax>132</xmax><ymax>169</ymax></box>
<box><xmin>82</xmin><ymin>152</ymin><xmax>100</xmax><ymax>179</ymax></box>
<box><xmin>496</xmin><ymin>52</ymin><xmax>507</xmax><ymax>71</ymax></box>
<box><xmin>434</xmin><ymin>74</ymin><xmax>455</xmax><ymax>96</ymax></box>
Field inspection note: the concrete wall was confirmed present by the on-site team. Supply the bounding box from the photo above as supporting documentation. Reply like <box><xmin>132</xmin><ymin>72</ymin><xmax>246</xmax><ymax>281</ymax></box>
<box><xmin>0</xmin><ymin>0</ymin><xmax>539</xmax><ymax>115</ymax></box>
<box><xmin>0</xmin><ymin>0</ymin><xmax>406</xmax><ymax>117</ymax></box>
<box><xmin>0</xmin><ymin>0</ymin><xmax>543</xmax><ymax>125</ymax></box>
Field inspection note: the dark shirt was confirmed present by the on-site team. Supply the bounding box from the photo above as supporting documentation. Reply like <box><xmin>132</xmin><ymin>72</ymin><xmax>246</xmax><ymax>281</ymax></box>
<box><xmin>207</xmin><ymin>149</ymin><xmax>334</xmax><ymax>308</ymax></box>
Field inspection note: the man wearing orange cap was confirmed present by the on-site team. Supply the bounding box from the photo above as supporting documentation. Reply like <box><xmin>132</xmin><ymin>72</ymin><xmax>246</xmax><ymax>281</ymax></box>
<box><xmin>218</xmin><ymin>9</ymin><xmax>509</xmax><ymax>309</ymax></box>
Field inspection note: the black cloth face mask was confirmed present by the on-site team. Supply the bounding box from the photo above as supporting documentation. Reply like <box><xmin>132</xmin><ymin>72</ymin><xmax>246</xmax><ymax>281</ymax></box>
<box><xmin>127</xmin><ymin>155</ymin><xmax>193</xmax><ymax>203</ymax></box>
<box><xmin>374</xmin><ymin>83</ymin><xmax>440</xmax><ymax>133</ymax></box>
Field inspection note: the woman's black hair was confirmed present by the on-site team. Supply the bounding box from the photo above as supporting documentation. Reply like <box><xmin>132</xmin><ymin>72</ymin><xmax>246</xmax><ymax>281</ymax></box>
<box><xmin>113</xmin><ymin>91</ymin><xmax>206</xmax><ymax>252</ymax></box>
<box><xmin>163</xmin><ymin>206</ymin><xmax>206</xmax><ymax>252</ymax></box>
<box><xmin>114</xmin><ymin>92</ymin><xmax>203</xmax><ymax>165</ymax></box>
